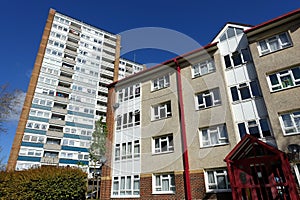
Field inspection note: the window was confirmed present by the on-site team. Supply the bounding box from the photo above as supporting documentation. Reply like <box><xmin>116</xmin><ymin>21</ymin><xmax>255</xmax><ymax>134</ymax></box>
<box><xmin>238</xmin><ymin>118</ymin><xmax>272</xmax><ymax>139</ymax></box>
<box><xmin>23</xmin><ymin>134</ymin><xmax>45</xmax><ymax>143</ymax></box>
<box><xmin>152</xmin><ymin>101</ymin><xmax>172</xmax><ymax>120</ymax></box>
<box><xmin>205</xmin><ymin>169</ymin><xmax>230</xmax><ymax>192</ymax></box>
<box><xmin>230</xmin><ymin>80</ymin><xmax>260</xmax><ymax>102</ymax></box>
<box><xmin>153</xmin><ymin>134</ymin><xmax>174</xmax><ymax>154</ymax></box>
<box><xmin>280</xmin><ymin>111</ymin><xmax>300</xmax><ymax>135</ymax></box>
<box><xmin>153</xmin><ymin>173</ymin><xmax>175</xmax><ymax>194</ymax></box>
<box><xmin>116</xmin><ymin>110</ymin><xmax>140</xmax><ymax>130</ymax></box>
<box><xmin>192</xmin><ymin>59</ymin><xmax>215</xmax><ymax>77</ymax></box>
<box><xmin>115</xmin><ymin>140</ymin><xmax>140</xmax><ymax>161</ymax></box>
<box><xmin>118</xmin><ymin>84</ymin><xmax>141</xmax><ymax>102</ymax></box>
<box><xmin>258</xmin><ymin>32</ymin><xmax>292</xmax><ymax>55</ymax></box>
<box><xmin>196</xmin><ymin>88</ymin><xmax>221</xmax><ymax>110</ymax></box>
<box><xmin>199</xmin><ymin>124</ymin><xmax>228</xmax><ymax>147</ymax></box>
<box><xmin>294</xmin><ymin>164</ymin><xmax>300</xmax><ymax>187</ymax></box>
<box><xmin>219</xmin><ymin>26</ymin><xmax>244</xmax><ymax>42</ymax></box>
<box><xmin>224</xmin><ymin>48</ymin><xmax>251</xmax><ymax>68</ymax></box>
<box><xmin>267</xmin><ymin>66</ymin><xmax>300</xmax><ymax>91</ymax></box>
<box><xmin>152</xmin><ymin>75</ymin><xmax>170</xmax><ymax>91</ymax></box>
<box><xmin>112</xmin><ymin>175</ymin><xmax>140</xmax><ymax>196</ymax></box>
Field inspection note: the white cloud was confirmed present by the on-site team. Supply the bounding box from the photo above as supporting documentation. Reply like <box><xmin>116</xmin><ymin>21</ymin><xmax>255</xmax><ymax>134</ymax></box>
<box><xmin>7</xmin><ymin>91</ymin><xmax>26</xmax><ymax>121</ymax></box>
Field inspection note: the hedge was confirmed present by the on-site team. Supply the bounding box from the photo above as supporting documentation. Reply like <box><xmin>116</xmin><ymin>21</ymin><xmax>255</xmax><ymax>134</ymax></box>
<box><xmin>0</xmin><ymin>166</ymin><xmax>87</xmax><ymax>200</ymax></box>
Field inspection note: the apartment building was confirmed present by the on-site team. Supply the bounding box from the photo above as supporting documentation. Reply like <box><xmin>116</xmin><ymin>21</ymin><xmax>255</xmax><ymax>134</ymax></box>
<box><xmin>6</xmin><ymin>9</ymin><xmax>144</xmax><ymax>174</ymax></box>
<box><xmin>101</xmin><ymin>9</ymin><xmax>300</xmax><ymax>199</ymax></box>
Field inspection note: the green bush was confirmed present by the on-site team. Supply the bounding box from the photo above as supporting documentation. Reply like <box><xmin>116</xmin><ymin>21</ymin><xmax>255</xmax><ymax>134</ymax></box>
<box><xmin>0</xmin><ymin>166</ymin><xmax>87</xmax><ymax>200</ymax></box>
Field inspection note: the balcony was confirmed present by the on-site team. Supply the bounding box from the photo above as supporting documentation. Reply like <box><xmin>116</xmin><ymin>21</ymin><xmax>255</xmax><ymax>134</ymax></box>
<box><xmin>98</xmin><ymin>86</ymin><xmax>108</xmax><ymax>93</ymax></box>
<box><xmin>97</xmin><ymin>96</ymin><xmax>107</xmax><ymax>103</ymax></box>
<box><xmin>41</xmin><ymin>157</ymin><xmax>59</xmax><ymax>165</ymax></box>
<box><xmin>44</xmin><ymin>143</ymin><xmax>61</xmax><ymax>151</ymax></box>
<box><xmin>64</xmin><ymin>48</ymin><xmax>77</xmax><ymax>57</ymax></box>
<box><xmin>60</xmin><ymin>64</ymin><xmax>75</xmax><ymax>75</ymax></box>
<box><xmin>46</xmin><ymin>130</ymin><xmax>64</xmax><ymax>138</ymax></box>
<box><xmin>70</xmin><ymin>22</ymin><xmax>81</xmax><ymax>32</ymax></box>
<box><xmin>54</xmin><ymin>96</ymin><xmax>69</xmax><ymax>103</ymax></box>
<box><xmin>104</xmin><ymin>38</ymin><xmax>116</xmax><ymax>47</ymax></box>
<box><xmin>101</xmin><ymin>60</ymin><xmax>114</xmax><ymax>70</ymax></box>
<box><xmin>57</xmin><ymin>85</ymin><xmax>71</xmax><ymax>94</ymax></box>
<box><xmin>49</xmin><ymin>119</ymin><xmax>66</xmax><ymax>126</ymax></box>
<box><xmin>100</xmin><ymin>77</ymin><xmax>113</xmax><ymax>85</ymax></box>
<box><xmin>66</xmin><ymin>40</ymin><xmax>79</xmax><ymax>49</ymax></box>
<box><xmin>101</xmin><ymin>70</ymin><xmax>114</xmax><ymax>79</ymax></box>
<box><xmin>62</xmin><ymin>57</ymin><xmax>76</xmax><ymax>65</ymax></box>
<box><xmin>68</xmin><ymin>31</ymin><xmax>80</xmax><ymax>41</ymax></box>
<box><xmin>102</xmin><ymin>45</ymin><xmax>115</xmax><ymax>54</ymax></box>
<box><xmin>102</xmin><ymin>52</ymin><xmax>115</xmax><ymax>61</ymax></box>
<box><xmin>96</xmin><ymin>105</ymin><xmax>107</xmax><ymax>112</ymax></box>
<box><xmin>51</xmin><ymin>107</ymin><xmax>67</xmax><ymax>115</ymax></box>
<box><xmin>58</xmin><ymin>76</ymin><xmax>73</xmax><ymax>84</ymax></box>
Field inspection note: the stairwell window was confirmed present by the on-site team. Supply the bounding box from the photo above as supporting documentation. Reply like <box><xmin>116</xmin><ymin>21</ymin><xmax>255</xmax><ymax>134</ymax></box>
<box><xmin>112</xmin><ymin>175</ymin><xmax>140</xmax><ymax>197</ymax></box>
<box><xmin>258</xmin><ymin>32</ymin><xmax>292</xmax><ymax>55</ymax></box>
<box><xmin>224</xmin><ymin>48</ymin><xmax>251</xmax><ymax>69</ymax></box>
<box><xmin>192</xmin><ymin>59</ymin><xmax>215</xmax><ymax>78</ymax></box>
<box><xmin>230</xmin><ymin>80</ymin><xmax>261</xmax><ymax>102</ymax></box>
<box><xmin>238</xmin><ymin>118</ymin><xmax>272</xmax><ymax>139</ymax></box>
<box><xmin>152</xmin><ymin>101</ymin><xmax>172</xmax><ymax>120</ymax></box>
<box><xmin>267</xmin><ymin>66</ymin><xmax>300</xmax><ymax>92</ymax></box>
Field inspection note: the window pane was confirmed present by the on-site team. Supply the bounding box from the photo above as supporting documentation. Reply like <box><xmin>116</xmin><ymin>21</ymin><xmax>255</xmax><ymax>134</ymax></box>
<box><xmin>241</xmin><ymin>48</ymin><xmax>251</xmax><ymax>62</ymax></box>
<box><xmin>238</xmin><ymin>123</ymin><xmax>247</xmax><ymax>139</ymax></box>
<box><xmin>279</xmin><ymin>33</ymin><xmax>289</xmax><ymax>45</ymax></box>
<box><xmin>240</xmin><ymin>86</ymin><xmax>251</xmax><ymax>100</ymax></box>
<box><xmin>162</xmin><ymin>179</ymin><xmax>169</xmax><ymax>191</ymax></box>
<box><xmin>269</xmin><ymin>39</ymin><xmax>280</xmax><ymax>51</ymax></box>
<box><xmin>208</xmin><ymin>171</ymin><xmax>215</xmax><ymax>184</ymax></box>
<box><xmin>217</xmin><ymin>175</ymin><xmax>226</xmax><ymax>189</ymax></box>
<box><xmin>292</xmin><ymin>67</ymin><xmax>300</xmax><ymax>80</ymax></box>
<box><xmin>259</xmin><ymin>41</ymin><xmax>268</xmax><ymax>52</ymax></box>
<box><xmin>224</xmin><ymin>55</ymin><xmax>231</xmax><ymax>68</ymax></box>
<box><xmin>269</xmin><ymin>74</ymin><xmax>279</xmax><ymax>85</ymax></box>
<box><xmin>248</xmin><ymin>121</ymin><xmax>260</xmax><ymax>138</ymax></box>
<box><xmin>282</xmin><ymin>114</ymin><xmax>293</xmax><ymax>127</ymax></box>
<box><xmin>204</xmin><ymin>95</ymin><xmax>212</xmax><ymax>107</ymax></box>
<box><xmin>227</xmin><ymin>27</ymin><xmax>235</xmax><ymax>39</ymax></box>
<box><xmin>232</xmin><ymin>52</ymin><xmax>242</xmax><ymax>66</ymax></box>
<box><xmin>259</xmin><ymin>119</ymin><xmax>271</xmax><ymax>137</ymax></box>
<box><xmin>236</xmin><ymin>28</ymin><xmax>244</xmax><ymax>35</ymax></box>
<box><xmin>230</xmin><ymin>87</ymin><xmax>239</xmax><ymax>101</ymax></box>
<box><xmin>250</xmin><ymin>81</ymin><xmax>260</xmax><ymax>97</ymax></box>
<box><xmin>280</xmin><ymin>75</ymin><xmax>293</xmax><ymax>88</ymax></box>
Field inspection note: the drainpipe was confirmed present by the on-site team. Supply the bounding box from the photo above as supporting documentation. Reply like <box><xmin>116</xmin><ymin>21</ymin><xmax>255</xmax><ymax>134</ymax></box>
<box><xmin>174</xmin><ymin>59</ymin><xmax>192</xmax><ymax>200</ymax></box>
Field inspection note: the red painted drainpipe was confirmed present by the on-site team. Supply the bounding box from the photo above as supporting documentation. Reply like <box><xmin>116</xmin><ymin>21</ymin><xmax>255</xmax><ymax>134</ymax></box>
<box><xmin>174</xmin><ymin>59</ymin><xmax>192</xmax><ymax>200</ymax></box>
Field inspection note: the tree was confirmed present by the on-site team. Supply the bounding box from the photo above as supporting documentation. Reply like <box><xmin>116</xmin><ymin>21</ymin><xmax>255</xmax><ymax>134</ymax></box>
<box><xmin>0</xmin><ymin>84</ymin><xmax>22</xmax><ymax>133</ymax></box>
<box><xmin>89</xmin><ymin>117</ymin><xmax>108</xmax><ymax>199</ymax></box>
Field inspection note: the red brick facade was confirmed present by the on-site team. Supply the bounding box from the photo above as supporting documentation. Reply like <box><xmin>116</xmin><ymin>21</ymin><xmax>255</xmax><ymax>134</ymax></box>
<box><xmin>100</xmin><ymin>170</ymin><xmax>233</xmax><ymax>199</ymax></box>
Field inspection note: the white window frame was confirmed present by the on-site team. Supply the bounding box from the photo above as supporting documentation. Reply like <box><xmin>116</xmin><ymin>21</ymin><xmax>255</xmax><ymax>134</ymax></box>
<box><xmin>115</xmin><ymin>140</ymin><xmax>140</xmax><ymax>161</ymax></box>
<box><xmin>205</xmin><ymin>169</ymin><xmax>230</xmax><ymax>193</ymax></box>
<box><xmin>258</xmin><ymin>32</ymin><xmax>292</xmax><ymax>55</ymax></box>
<box><xmin>224</xmin><ymin>48</ymin><xmax>251</xmax><ymax>69</ymax></box>
<box><xmin>152</xmin><ymin>101</ymin><xmax>172</xmax><ymax>120</ymax></box>
<box><xmin>294</xmin><ymin>164</ymin><xmax>300</xmax><ymax>187</ymax></box>
<box><xmin>279</xmin><ymin>111</ymin><xmax>300</xmax><ymax>136</ymax></box>
<box><xmin>112</xmin><ymin>175</ymin><xmax>140</xmax><ymax>197</ymax></box>
<box><xmin>230</xmin><ymin>80</ymin><xmax>261</xmax><ymax>102</ymax></box>
<box><xmin>237</xmin><ymin>118</ymin><xmax>272</xmax><ymax>139</ymax></box>
<box><xmin>199</xmin><ymin>124</ymin><xmax>228</xmax><ymax>147</ymax></box>
<box><xmin>196</xmin><ymin>88</ymin><xmax>221</xmax><ymax>110</ymax></box>
<box><xmin>152</xmin><ymin>173</ymin><xmax>175</xmax><ymax>194</ymax></box>
<box><xmin>192</xmin><ymin>59</ymin><xmax>215</xmax><ymax>78</ymax></box>
<box><xmin>267</xmin><ymin>66</ymin><xmax>300</xmax><ymax>92</ymax></box>
<box><xmin>152</xmin><ymin>74</ymin><xmax>170</xmax><ymax>91</ymax></box>
<box><xmin>153</xmin><ymin>134</ymin><xmax>174</xmax><ymax>154</ymax></box>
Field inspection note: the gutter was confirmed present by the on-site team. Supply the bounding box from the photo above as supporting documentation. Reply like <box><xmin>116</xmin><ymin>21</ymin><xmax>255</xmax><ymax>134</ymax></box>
<box><xmin>174</xmin><ymin>58</ymin><xmax>192</xmax><ymax>200</ymax></box>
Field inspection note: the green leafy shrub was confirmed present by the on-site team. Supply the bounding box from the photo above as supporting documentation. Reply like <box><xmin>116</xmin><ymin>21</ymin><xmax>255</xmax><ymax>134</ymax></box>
<box><xmin>0</xmin><ymin>166</ymin><xmax>86</xmax><ymax>200</ymax></box>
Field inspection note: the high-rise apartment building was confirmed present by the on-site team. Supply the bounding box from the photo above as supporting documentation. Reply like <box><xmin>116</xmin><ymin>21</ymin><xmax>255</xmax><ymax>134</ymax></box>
<box><xmin>7</xmin><ymin>9</ymin><xmax>144</xmax><ymax>173</ymax></box>
<box><xmin>102</xmin><ymin>9</ymin><xmax>300</xmax><ymax>199</ymax></box>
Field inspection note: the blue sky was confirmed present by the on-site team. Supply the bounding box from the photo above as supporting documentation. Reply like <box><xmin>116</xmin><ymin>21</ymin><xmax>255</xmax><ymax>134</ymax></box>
<box><xmin>0</xmin><ymin>0</ymin><xmax>300</xmax><ymax>165</ymax></box>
